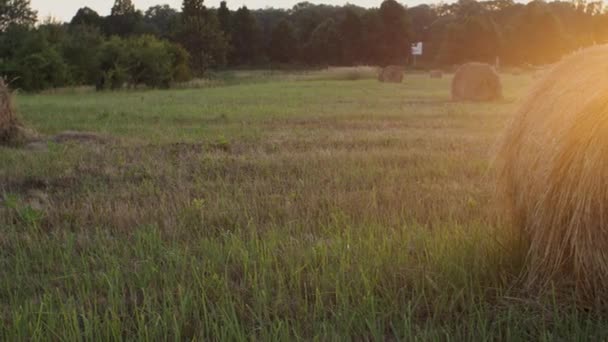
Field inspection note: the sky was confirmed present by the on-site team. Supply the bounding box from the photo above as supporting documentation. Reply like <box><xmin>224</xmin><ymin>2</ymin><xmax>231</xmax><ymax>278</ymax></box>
<box><xmin>31</xmin><ymin>0</ymin><xmax>429</xmax><ymax>22</ymax></box>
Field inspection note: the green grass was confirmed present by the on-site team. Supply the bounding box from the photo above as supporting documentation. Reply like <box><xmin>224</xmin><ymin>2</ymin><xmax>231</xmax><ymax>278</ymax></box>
<box><xmin>1</xmin><ymin>72</ymin><xmax>606</xmax><ymax>340</ymax></box>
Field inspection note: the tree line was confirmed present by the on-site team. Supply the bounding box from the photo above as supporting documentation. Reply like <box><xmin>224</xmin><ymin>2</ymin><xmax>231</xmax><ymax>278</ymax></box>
<box><xmin>2</xmin><ymin>0</ymin><xmax>608</xmax><ymax>91</ymax></box>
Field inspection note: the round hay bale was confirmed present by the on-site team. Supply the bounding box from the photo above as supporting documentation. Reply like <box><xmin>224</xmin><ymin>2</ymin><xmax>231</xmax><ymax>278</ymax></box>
<box><xmin>0</xmin><ymin>79</ymin><xmax>17</xmax><ymax>143</ymax></box>
<box><xmin>0</xmin><ymin>79</ymin><xmax>38</xmax><ymax>146</ymax></box>
<box><xmin>378</xmin><ymin>66</ymin><xmax>404</xmax><ymax>83</ymax></box>
<box><xmin>496</xmin><ymin>45</ymin><xmax>608</xmax><ymax>298</ymax></box>
<box><xmin>429</xmin><ymin>70</ymin><xmax>443</xmax><ymax>79</ymax></box>
<box><xmin>451</xmin><ymin>63</ymin><xmax>502</xmax><ymax>102</ymax></box>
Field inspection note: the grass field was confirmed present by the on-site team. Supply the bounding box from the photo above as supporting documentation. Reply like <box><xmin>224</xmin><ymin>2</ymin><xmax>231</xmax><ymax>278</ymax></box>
<box><xmin>2</xmin><ymin>72</ymin><xmax>606</xmax><ymax>340</ymax></box>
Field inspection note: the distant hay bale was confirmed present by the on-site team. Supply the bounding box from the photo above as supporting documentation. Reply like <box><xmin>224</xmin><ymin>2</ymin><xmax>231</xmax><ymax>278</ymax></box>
<box><xmin>495</xmin><ymin>45</ymin><xmax>608</xmax><ymax>298</ymax></box>
<box><xmin>452</xmin><ymin>63</ymin><xmax>501</xmax><ymax>101</ymax></box>
<box><xmin>429</xmin><ymin>70</ymin><xmax>443</xmax><ymax>79</ymax></box>
<box><xmin>378</xmin><ymin>66</ymin><xmax>404</xmax><ymax>83</ymax></box>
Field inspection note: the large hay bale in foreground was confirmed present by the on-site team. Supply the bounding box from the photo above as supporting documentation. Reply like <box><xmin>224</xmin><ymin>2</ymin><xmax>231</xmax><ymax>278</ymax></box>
<box><xmin>496</xmin><ymin>45</ymin><xmax>608</xmax><ymax>298</ymax></box>
<box><xmin>378</xmin><ymin>66</ymin><xmax>404</xmax><ymax>83</ymax></box>
<box><xmin>0</xmin><ymin>80</ymin><xmax>37</xmax><ymax>146</ymax></box>
<box><xmin>451</xmin><ymin>63</ymin><xmax>501</xmax><ymax>101</ymax></box>
<box><xmin>0</xmin><ymin>79</ymin><xmax>18</xmax><ymax>144</ymax></box>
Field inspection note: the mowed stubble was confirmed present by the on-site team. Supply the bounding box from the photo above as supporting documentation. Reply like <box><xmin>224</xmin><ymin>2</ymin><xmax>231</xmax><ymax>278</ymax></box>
<box><xmin>4</xmin><ymin>72</ymin><xmax>597</xmax><ymax>340</ymax></box>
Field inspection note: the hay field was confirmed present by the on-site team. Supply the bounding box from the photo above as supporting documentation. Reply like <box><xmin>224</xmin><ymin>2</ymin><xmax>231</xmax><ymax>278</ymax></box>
<box><xmin>2</xmin><ymin>72</ymin><xmax>606</xmax><ymax>339</ymax></box>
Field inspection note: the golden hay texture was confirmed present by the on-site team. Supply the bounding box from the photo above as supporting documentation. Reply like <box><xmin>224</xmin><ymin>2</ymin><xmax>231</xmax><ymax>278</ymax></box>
<box><xmin>496</xmin><ymin>45</ymin><xmax>608</xmax><ymax>298</ymax></box>
<box><xmin>429</xmin><ymin>70</ymin><xmax>443</xmax><ymax>79</ymax></box>
<box><xmin>0</xmin><ymin>79</ymin><xmax>16</xmax><ymax>143</ymax></box>
<box><xmin>378</xmin><ymin>65</ymin><xmax>404</xmax><ymax>83</ymax></box>
<box><xmin>0</xmin><ymin>79</ymin><xmax>37</xmax><ymax>146</ymax></box>
<box><xmin>451</xmin><ymin>63</ymin><xmax>502</xmax><ymax>101</ymax></box>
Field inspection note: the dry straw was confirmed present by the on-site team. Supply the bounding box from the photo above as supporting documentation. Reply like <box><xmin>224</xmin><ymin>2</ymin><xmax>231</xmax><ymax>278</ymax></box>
<box><xmin>0</xmin><ymin>79</ymin><xmax>18</xmax><ymax>144</ymax></box>
<box><xmin>378</xmin><ymin>65</ymin><xmax>404</xmax><ymax>83</ymax></box>
<box><xmin>496</xmin><ymin>45</ymin><xmax>608</xmax><ymax>299</ymax></box>
<box><xmin>452</xmin><ymin>62</ymin><xmax>502</xmax><ymax>101</ymax></box>
<box><xmin>0</xmin><ymin>79</ymin><xmax>37</xmax><ymax>146</ymax></box>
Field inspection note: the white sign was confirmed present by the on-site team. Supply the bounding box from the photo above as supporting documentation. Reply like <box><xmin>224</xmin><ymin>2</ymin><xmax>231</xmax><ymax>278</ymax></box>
<box><xmin>411</xmin><ymin>42</ymin><xmax>423</xmax><ymax>56</ymax></box>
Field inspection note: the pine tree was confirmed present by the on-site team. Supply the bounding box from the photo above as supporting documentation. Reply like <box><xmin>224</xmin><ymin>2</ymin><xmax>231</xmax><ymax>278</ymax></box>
<box><xmin>230</xmin><ymin>6</ymin><xmax>262</xmax><ymax>65</ymax></box>
<box><xmin>177</xmin><ymin>0</ymin><xmax>229</xmax><ymax>74</ymax></box>
<box><xmin>217</xmin><ymin>1</ymin><xmax>231</xmax><ymax>35</ymax></box>
<box><xmin>268</xmin><ymin>19</ymin><xmax>297</xmax><ymax>64</ymax></box>
<box><xmin>377</xmin><ymin>0</ymin><xmax>411</xmax><ymax>66</ymax></box>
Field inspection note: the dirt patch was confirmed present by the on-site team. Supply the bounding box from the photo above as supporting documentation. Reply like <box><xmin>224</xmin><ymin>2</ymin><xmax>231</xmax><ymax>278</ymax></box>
<box><xmin>51</xmin><ymin>131</ymin><xmax>107</xmax><ymax>144</ymax></box>
<box><xmin>20</xmin><ymin>131</ymin><xmax>110</xmax><ymax>151</ymax></box>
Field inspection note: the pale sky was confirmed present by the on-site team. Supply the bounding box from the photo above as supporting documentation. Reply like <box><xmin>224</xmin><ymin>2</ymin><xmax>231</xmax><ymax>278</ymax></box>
<box><xmin>31</xmin><ymin>0</ymin><xmax>430</xmax><ymax>22</ymax></box>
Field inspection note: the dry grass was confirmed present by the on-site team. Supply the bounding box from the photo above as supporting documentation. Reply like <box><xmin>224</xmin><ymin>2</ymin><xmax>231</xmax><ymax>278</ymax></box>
<box><xmin>430</xmin><ymin>70</ymin><xmax>443</xmax><ymax>79</ymax></box>
<box><xmin>3</xmin><ymin>72</ymin><xmax>605</xmax><ymax>339</ymax></box>
<box><xmin>378</xmin><ymin>66</ymin><xmax>404</xmax><ymax>83</ymax></box>
<box><xmin>496</xmin><ymin>45</ymin><xmax>608</xmax><ymax>301</ymax></box>
<box><xmin>452</xmin><ymin>63</ymin><xmax>502</xmax><ymax>102</ymax></box>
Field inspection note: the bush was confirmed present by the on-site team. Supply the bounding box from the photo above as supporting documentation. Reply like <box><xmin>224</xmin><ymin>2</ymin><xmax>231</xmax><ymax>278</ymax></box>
<box><xmin>126</xmin><ymin>35</ymin><xmax>174</xmax><ymax>88</ymax></box>
<box><xmin>17</xmin><ymin>48</ymin><xmax>70</xmax><ymax>91</ymax></box>
<box><xmin>96</xmin><ymin>37</ymin><xmax>129</xmax><ymax>90</ymax></box>
<box><xmin>62</xmin><ymin>25</ymin><xmax>104</xmax><ymax>85</ymax></box>
<box><xmin>96</xmin><ymin>35</ymin><xmax>192</xmax><ymax>90</ymax></box>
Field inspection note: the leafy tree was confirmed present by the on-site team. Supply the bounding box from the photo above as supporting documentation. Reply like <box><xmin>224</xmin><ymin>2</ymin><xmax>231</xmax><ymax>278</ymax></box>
<box><xmin>268</xmin><ymin>19</ymin><xmax>297</xmax><ymax>64</ymax></box>
<box><xmin>0</xmin><ymin>0</ymin><xmax>36</xmax><ymax>31</ymax></box>
<box><xmin>306</xmin><ymin>18</ymin><xmax>341</xmax><ymax>65</ymax></box>
<box><xmin>506</xmin><ymin>0</ymin><xmax>567</xmax><ymax>65</ymax></box>
<box><xmin>168</xmin><ymin>43</ymin><xmax>192</xmax><ymax>82</ymax></box>
<box><xmin>339</xmin><ymin>9</ymin><xmax>363</xmax><ymax>65</ymax></box>
<box><xmin>408</xmin><ymin>4</ymin><xmax>437</xmax><ymax>42</ymax></box>
<box><xmin>62</xmin><ymin>25</ymin><xmax>104</xmax><ymax>85</ymax></box>
<box><xmin>176</xmin><ymin>0</ymin><xmax>229</xmax><ymax>74</ymax></box>
<box><xmin>0</xmin><ymin>23</ymin><xmax>30</xmax><ymax>76</ymax></box>
<box><xmin>37</xmin><ymin>18</ymin><xmax>67</xmax><ymax>46</ymax></box>
<box><xmin>96</xmin><ymin>35</ymin><xmax>190</xmax><ymax>89</ymax></box>
<box><xmin>18</xmin><ymin>48</ymin><xmax>69</xmax><ymax>90</ymax></box>
<box><xmin>69</xmin><ymin>7</ymin><xmax>103</xmax><ymax>29</ymax></box>
<box><xmin>182</xmin><ymin>0</ymin><xmax>205</xmax><ymax>17</ymax></box>
<box><xmin>124</xmin><ymin>35</ymin><xmax>174</xmax><ymax>88</ymax></box>
<box><xmin>217</xmin><ymin>1</ymin><xmax>231</xmax><ymax>35</ymax></box>
<box><xmin>106</xmin><ymin>0</ymin><xmax>144</xmax><ymax>36</ymax></box>
<box><xmin>111</xmin><ymin>0</ymin><xmax>135</xmax><ymax>16</ymax></box>
<box><xmin>437</xmin><ymin>12</ymin><xmax>502</xmax><ymax>65</ymax></box>
<box><xmin>377</xmin><ymin>0</ymin><xmax>411</xmax><ymax>66</ymax></box>
<box><xmin>289</xmin><ymin>2</ymin><xmax>339</xmax><ymax>51</ymax></box>
<box><xmin>144</xmin><ymin>5</ymin><xmax>179</xmax><ymax>38</ymax></box>
<box><xmin>2</xmin><ymin>28</ymin><xmax>70</xmax><ymax>90</ymax></box>
<box><xmin>96</xmin><ymin>37</ymin><xmax>130</xmax><ymax>90</ymax></box>
<box><xmin>361</xmin><ymin>9</ymin><xmax>383</xmax><ymax>64</ymax></box>
<box><xmin>230</xmin><ymin>6</ymin><xmax>262</xmax><ymax>65</ymax></box>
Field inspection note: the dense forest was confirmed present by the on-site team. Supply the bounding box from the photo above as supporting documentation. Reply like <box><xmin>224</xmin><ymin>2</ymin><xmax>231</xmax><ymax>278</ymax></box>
<box><xmin>1</xmin><ymin>0</ymin><xmax>608</xmax><ymax>91</ymax></box>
